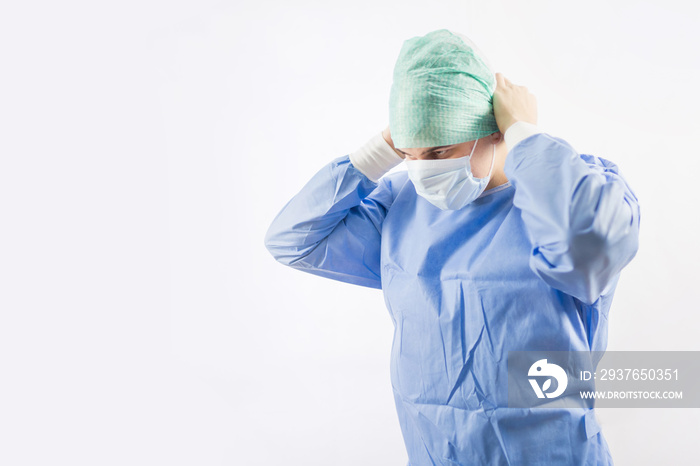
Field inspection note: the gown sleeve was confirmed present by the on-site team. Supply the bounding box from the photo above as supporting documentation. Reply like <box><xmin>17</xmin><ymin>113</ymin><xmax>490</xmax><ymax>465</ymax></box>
<box><xmin>264</xmin><ymin>152</ymin><xmax>396</xmax><ymax>290</ymax></box>
<box><xmin>503</xmin><ymin>132</ymin><xmax>641</xmax><ymax>305</ymax></box>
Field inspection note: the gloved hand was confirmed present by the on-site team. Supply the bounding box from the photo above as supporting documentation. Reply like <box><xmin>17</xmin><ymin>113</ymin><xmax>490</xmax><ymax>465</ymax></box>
<box><xmin>382</xmin><ymin>125</ymin><xmax>406</xmax><ymax>159</ymax></box>
<box><xmin>493</xmin><ymin>73</ymin><xmax>538</xmax><ymax>134</ymax></box>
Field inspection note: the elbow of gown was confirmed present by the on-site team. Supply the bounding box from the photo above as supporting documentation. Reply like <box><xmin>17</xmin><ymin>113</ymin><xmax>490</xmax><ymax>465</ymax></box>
<box><xmin>506</xmin><ymin>134</ymin><xmax>641</xmax><ymax>305</ymax></box>
<box><xmin>264</xmin><ymin>154</ymin><xmax>388</xmax><ymax>290</ymax></box>
<box><xmin>529</xmin><ymin>159</ymin><xmax>641</xmax><ymax>305</ymax></box>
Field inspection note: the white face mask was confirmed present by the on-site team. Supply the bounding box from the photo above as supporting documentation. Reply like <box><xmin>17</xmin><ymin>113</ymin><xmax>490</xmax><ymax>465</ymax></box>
<box><xmin>405</xmin><ymin>138</ymin><xmax>496</xmax><ymax>211</ymax></box>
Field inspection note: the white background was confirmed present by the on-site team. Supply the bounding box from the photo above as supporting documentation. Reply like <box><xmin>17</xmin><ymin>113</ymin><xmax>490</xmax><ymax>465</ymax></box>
<box><xmin>1</xmin><ymin>0</ymin><xmax>698</xmax><ymax>465</ymax></box>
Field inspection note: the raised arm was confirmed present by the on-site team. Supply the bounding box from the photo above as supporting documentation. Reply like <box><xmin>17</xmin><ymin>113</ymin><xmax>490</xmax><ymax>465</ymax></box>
<box><xmin>264</xmin><ymin>131</ymin><xmax>404</xmax><ymax>289</ymax></box>
<box><xmin>503</xmin><ymin>124</ymin><xmax>641</xmax><ymax>304</ymax></box>
<box><xmin>492</xmin><ymin>73</ymin><xmax>640</xmax><ymax>304</ymax></box>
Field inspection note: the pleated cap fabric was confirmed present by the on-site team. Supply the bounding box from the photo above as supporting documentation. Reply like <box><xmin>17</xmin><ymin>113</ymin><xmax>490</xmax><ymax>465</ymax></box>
<box><xmin>389</xmin><ymin>29</ymin><xmax>500</xmax><ymax>149</ymax></box>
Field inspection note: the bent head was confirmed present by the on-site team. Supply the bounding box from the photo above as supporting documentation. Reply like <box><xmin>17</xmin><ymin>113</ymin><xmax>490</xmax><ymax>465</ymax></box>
<box><xmin>389</xmin><ymin>29</ymin><xmax>511</xmax><ymax>197</ymax></box>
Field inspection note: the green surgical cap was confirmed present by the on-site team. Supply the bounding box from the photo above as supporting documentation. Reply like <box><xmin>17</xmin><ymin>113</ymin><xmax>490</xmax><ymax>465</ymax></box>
<box><xmin>389</xmin><ymin>29</ymin><xmax>500</xmax><ymax>149</ymax></box>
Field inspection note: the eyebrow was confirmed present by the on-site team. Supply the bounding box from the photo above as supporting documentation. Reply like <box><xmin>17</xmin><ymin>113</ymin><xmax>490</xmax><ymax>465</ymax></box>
<box><xmin>396</xmin><ymin>145</ymin><xmax>455</xmax><ymax>156</ymax></box>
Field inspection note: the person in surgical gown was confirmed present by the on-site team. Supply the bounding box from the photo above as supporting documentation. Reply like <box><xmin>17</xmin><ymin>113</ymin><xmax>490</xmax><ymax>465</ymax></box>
<box><xmin>264</xmin><ymin>29</ymin><xmax>640</xmax><ymax>465</ymax></box>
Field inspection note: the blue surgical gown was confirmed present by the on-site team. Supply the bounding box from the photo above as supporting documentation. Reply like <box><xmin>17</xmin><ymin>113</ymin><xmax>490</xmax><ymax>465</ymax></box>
<box><xmin>264</xmin><ymin>133</ymin><xmax>640</xmax><ymax>465</ymax></box>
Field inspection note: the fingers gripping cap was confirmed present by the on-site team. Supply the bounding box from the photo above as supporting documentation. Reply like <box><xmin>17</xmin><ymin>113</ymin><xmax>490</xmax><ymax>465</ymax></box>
<box><xmin>389</xmin><ymin>29</ymin><xmax>500</xmax><ymax>149</ymax></box>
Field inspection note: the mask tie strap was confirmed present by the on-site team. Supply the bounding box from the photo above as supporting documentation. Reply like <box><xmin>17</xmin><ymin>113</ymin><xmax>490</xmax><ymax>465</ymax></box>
<box><xmin>473</xmin><ymin>142</ymin><xmax>497</xmax><ymax>181</ymax></box>
<box><xmin>486</xmin><ymin>142</ymin><xmax>497</xmax><ymax>178</ymax></box>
